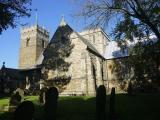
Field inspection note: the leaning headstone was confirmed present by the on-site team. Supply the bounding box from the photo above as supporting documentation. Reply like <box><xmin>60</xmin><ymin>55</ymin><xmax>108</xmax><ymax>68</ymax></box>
<box><xmin>13</xmin><ymin>101</ymin><xmax>35</xmax><ymax>120</ymax></box>
<box><xmin>127</xmin><ymin>81</ymin><xmax>133</xmax><ymax>96</ymax></box>
<box><xmin>109</xmin><ymin>87</ymin><xmax>116</xmax><ymax>120</ymax></box>
<box><xmin>44</xmin><ymin>87</ymin><xmax>58</xmax><ymax>120</ymax></box>
<box><xmin>39</xmin><ymin>79</ymin><xmax>45</xmax><ymax>90</ymax></box>
<box><xmin>96</xmin><ymin>85</ymin><xmax>106</xmax><ymax>120</ymax></box>
<box><xmin>39</xmin><ymin>87</ymin><xmax>48</xmax><ymax>104</ymax></box>
<box><xmin>10</xmin><ymin>92</ymin><xmax>22</xmax><ymax>105</ymax></box>
<box><xmin>9</xmin><ymin>92</ymin><xmax>21</xmax><ymax>112</ymax></box>
<box><xmin>14</xmin><ymin>88</ymin><xmax>24</xmax><ymax>99</ymax></box>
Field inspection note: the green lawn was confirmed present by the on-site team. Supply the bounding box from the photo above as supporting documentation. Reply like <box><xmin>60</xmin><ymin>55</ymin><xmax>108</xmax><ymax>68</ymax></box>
<box><xmin>0</xmin><ymin>94</ymin><xmax>160</xmax><ymax>120</ymax></box>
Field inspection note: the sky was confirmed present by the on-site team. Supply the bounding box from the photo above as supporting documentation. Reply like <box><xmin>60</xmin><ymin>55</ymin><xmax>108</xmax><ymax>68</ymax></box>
<box><xmin>0</xmin><ymin>0</ymin><xmax>114</xmax><ymax>69</ymax></box>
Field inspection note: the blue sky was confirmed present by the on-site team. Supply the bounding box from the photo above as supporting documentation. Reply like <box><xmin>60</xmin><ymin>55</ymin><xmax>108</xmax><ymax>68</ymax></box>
<box><xmin>0</xmin><ymin>0</ymin><xmax>114</xmax><ymax>69</ymax></box>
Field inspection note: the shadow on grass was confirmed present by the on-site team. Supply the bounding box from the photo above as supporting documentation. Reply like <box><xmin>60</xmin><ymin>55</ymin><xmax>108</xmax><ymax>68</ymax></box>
<box><xmin>36</xmin><ymin>97</ymin><xmax>97</xmax><ymax>120</ymax></box>
<box><xmin>0</xmin><ymin>94</ymin><xmax>160</xmax><ymax>120</ymax></box>
<box><xmin>57</xmin><ymin>97</ymin><xmax>96</xmax><ymax>120</ymax></box>
<box><xmin>115</xmin><ymin>93</ymin><xmax>160</xmax><ymax>120</ymax></box>
<box><xmin>0</xmin><ymin>112</ymin><xmax>13</xmax><ymax>120</ymax></box>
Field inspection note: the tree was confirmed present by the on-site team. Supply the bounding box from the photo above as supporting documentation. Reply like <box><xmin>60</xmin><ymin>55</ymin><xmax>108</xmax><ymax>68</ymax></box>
<box><xmin>76</xmin><ymin>0</ymin><xmax>160</xmax><ymax>43</ymax></box>
<box><xmin>42</xmin><ymin>22</ymin><xmax>74</xmax><ymax>92</ymax></box>
<box><xmin>0</xmin><ymin>0</ymin><xmax>31</xmax><ymax>34</ymax></box>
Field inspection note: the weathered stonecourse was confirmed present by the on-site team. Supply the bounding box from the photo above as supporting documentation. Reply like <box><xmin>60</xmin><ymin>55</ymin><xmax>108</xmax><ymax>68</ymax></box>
<box><xmin>19</xmin><ymin>25</ymin><xmax>49</xmax><ymax>69</ymax></box>
<box><xmin>44</xmin><ymin>87</ymin><xmax>58</xmax><ymax>120</ymax></box>
<box><xmin>96</xmin><ymin>85</ymin><xmax>106</xmax><ymax>120</ymax></box>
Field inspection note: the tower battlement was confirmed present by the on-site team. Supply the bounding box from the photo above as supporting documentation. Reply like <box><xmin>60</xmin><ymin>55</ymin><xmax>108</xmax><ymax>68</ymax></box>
<box><xmin>19</xmin><ymin>25</ymin><xmax>49</xmax><ymax>69</ymax></box>
<box><xmin>21</xmin><ymin>25</ymin><xmax>49</xmax><ymax>36</ymax></box>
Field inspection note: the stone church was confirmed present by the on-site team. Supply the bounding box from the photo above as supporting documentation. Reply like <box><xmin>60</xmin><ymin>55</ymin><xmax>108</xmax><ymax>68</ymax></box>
<box><xmin>0</xmin><ymin>17</ymin><xmax>128</xmax><ymax>95</ymax></box>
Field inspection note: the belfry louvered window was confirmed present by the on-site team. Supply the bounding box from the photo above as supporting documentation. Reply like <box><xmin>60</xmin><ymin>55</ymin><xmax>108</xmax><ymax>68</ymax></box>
<box><xmin>26</xmin><ymin>37</ymin><xmax>30</xmax><ymax>47</ymax></box>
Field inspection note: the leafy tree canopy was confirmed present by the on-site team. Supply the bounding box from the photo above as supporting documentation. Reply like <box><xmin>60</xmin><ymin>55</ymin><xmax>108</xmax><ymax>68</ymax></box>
<box><xmin>0</xmin><ymin>0</ymin><xmax>31</xmax><ymax>34</ymax></box>
<box><xmin>76</xmin><ymin>0</ymin><xmax>160</xmax><ymax>42</ymax></box>
<box><xmin>42</xmin><ymin>24</ymin><xmax>74</xmax><ymax>92</ymax></box>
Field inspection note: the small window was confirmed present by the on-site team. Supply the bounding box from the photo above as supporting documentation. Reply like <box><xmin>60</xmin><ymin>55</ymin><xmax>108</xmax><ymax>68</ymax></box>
<box><xmin>42</xmin><ymin>40</ymin><xmax>45</xmax><ymax>48</ymax></box>
<box><xmin>26</xmin><ymin>38</ymin><xmax>30</xmax><ymax>47</ymax></box>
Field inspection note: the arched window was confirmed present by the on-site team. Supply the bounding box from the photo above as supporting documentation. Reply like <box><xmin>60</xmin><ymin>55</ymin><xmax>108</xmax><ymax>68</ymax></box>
<box><xmin>26</xmin><ymin>38</ymin><xmax>30</xmax><ymax>47</ymax></box>
<box><xmin>42</xmin><ymin>40</ymin><xmax>45</xmax><ymax>48</ymax></box>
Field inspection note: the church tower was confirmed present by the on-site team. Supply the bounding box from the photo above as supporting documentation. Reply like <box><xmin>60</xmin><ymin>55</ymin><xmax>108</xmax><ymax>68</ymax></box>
<box><xmin>19</xmin><ymin>25</ymin><xmax>49</xmax><ymax>69</ymax></box>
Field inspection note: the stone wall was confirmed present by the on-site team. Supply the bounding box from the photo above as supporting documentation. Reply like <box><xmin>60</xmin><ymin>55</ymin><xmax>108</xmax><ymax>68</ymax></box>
<box><xmin>19</xmin><ymin>25</ymin><xmax>49</xmax><ymax>69</ymax></box>
<box><xmin>59</xmin><ymin>32</ymin><xmax>106</xmax><ymax>96</ymax></box>
<box><xmin>62</xmin><ymin>33</ymin><xmax>89</xmax><ymax>95</ymax></box>
<box><xmin>46</xmin><ymin>31</ymin><xmax>107</xmax><ymax>96</ymax></box>
<box><xmin>105</xmin><ymin>57</ymin><xmax>129</xmax><ymax>92</ymax></box>
<box><xmin>79</xmin><ymin>28</ymin><xmax>109</xmax><ymax>55</ymax></box>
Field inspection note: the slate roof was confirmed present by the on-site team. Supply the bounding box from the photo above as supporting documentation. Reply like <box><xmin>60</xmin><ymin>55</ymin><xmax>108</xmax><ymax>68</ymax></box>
<box><xmin>104</xmin><ymin>41</ymin><xmax>129</xmax><ymax>59</ymax></box>
<box><xmin>36</xmin><ymin>50</ymin><xmax>44</xmax><ymax>65</ymax></box>
<box><xmin>0</xmin><ymin>67</ymin><xmax>21</xmax><ymax>80</ymax></box>
<box><xmin>50</xmin><ymin>17</ymin><xmax>74</xmax><ymax>44</ymax></box>
<box><xmin>36</xmin><ymin>17</ymin><xmax>73</xmax><ymax>65</ymax></box>
<box><xmin>104</xmin><ymin>34</ymin><xmax>158</xmax><ymax>59</ymax></box>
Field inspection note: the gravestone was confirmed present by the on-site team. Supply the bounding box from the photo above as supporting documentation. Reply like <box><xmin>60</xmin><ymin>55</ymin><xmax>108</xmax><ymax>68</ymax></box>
<box><xmin>13</xmin><ymin>101</ymin><xmax>35</xmax><ymax>120</ymax></box>
<box><xmin>127</xmin><ymin>81</ymin><xmax>133</xmax><ymax>96</ymax></box>
<box><xmin>44</xmin><ymin>87</ymin><xmax>58</xmax><ymax>120</ymax></box>
<box><xmin>9</xmin><ymin>92</ymin><xmax>21</xmax><ymax>112</ymax></box>
<box><xmin>39</xmin><ymin>87</ymin><xmax>48</xmax><ymax>104</ymax></box>
<box><xmin>109</xmin><ymin>87</ymin><xmax>116</xmax><ymax>120</ymax></box>
<box><xmin>96</xmin><ymin>85</ymin><xmax>106</xmax><ymax>120</ymax></box>
<box><xmin>14</xmin><ymin>88</ymin><xmax>24</xmax><ymax>99</ymax></box>
<box><xmin>39</xmin><ymin>79</ymin><xmax>45</xmax><ymax>90</ymax></box>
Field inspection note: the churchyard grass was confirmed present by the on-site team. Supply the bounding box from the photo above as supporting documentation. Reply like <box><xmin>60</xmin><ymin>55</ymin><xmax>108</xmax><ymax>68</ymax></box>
<box><xmin>0</xmin><ymin>98</ymin><xmax>9</xmax><ymax>106</ymax></box>
<box><xmin>0</xmin><ymin>94</ymin><xmax>160</xmax><ymax>120</ymax></box>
